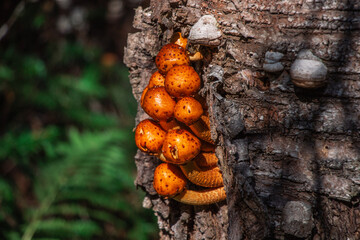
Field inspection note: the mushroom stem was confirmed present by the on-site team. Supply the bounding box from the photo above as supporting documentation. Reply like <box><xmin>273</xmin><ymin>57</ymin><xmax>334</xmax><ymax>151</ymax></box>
<box><xmin>188</xmin><ymin>51</ymin><xmax>204</xmax><ymax>61</ymax></box>
<box><xmin>173</xmin><ymin>187</ymin><xmax>226</xmax><ymax>205</ymax></box>
<box><xmin>180</xmin><ymin>159</ymin><xmax>223</xmax><ymax>188</ymax></box>
<box><xmin>189</xmin><ymin>115</ymin><xmax>214</xmax><ymax>144</ymax></box>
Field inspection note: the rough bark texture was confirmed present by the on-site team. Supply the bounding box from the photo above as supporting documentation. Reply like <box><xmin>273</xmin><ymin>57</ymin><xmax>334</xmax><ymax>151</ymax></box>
<box><xmin>124</xmin><ymin>0</ymin><xmax>360</xmax><ymax>239</ymax></box>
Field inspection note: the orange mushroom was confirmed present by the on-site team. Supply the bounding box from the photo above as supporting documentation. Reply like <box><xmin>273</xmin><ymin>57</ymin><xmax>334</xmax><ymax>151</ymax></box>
<box><xmin>173</xmin><ymin>96</ymin><xmax>214</xmax><ymax>144</ymax></box>
<box><xmin>153</xmin><ymin>163</ymin><xmax>226</xmax><ymax>205</ymax></box>
<box><xmin>160</xmin><ymin>128</ymin><xmax>201</xmax><ymax>165</ymax></box>
<box><xmin>148</xmin><ymin>71</ymin><xmax>165</xmax><ymax>89</ymax></box>
<box><xmin>174</xmin><ymin>97</ymin><xmax>203</xmax><ymax>125</ymax></box>
<box><xmin>155</xmin><ymin>43</ymin><xmax>190</xmax><ymax>74</ymax></box>
<box><xmin>173</xmin><ymin>187</ymin><xmax>226</xmax><ymax>206</ymax></box>
<box><xmin>140</xmin><ymin>86</ymin><xmax>149</xmax><ymax>107</ymax></box>
<box><xmin>165</xmin><ymin>65</ymin><xmax>201</xmax><ymax>98</ymax></box>
<box><xmin>153</xmin><ymin>163</ymin><xmax>187</xmax><ymax>198</ymax></box>
<box><xmin>135</xmin><ymin>119</ymin><xmax>166</xmax><ymax>154</ymax></box>
<box><xmin>170</xmin><ymin>32</ymin><xmax>203</xmax><ymax>61</ymax></box>
<box><xmin>171</xmin><ymin>32</ymin><xmax>188</xmax><ymax>49</ymax></box>
<box><xmin>179</xmin><ymin>153</ymin><xmax>223</xmax><ymax>188</ymax></box>
<box><xmin>189</xmin><ymin>114</ymin><xmax>214</xmax><ymax>144</ymax></box>
<box><xmin>141</xmin><ymin>86</ymin><xmax>176</xmax><ymax>121</ymax></box>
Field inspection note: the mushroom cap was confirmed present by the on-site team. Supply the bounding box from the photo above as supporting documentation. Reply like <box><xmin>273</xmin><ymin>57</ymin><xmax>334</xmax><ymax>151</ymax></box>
<box><xmin>135</xmin><ymin>119</ymin><xmax>166</xmax><ymax>154</ymax></box>
<box><xmin>155</xmin><ymin>43</ymin><xmax>190</xmax><ymax>74</ymax></box>
<box><xmin>142</xmin><ymin>86</ymin><xmax>176</xmax><ymax>121</ymax></box>
<box><xmin>140</xmin><ymin>86</ymin><xmax>149</xmax><ymax>107</ymax></box>
<box><xmin>165</xmin><ymin>65</ymin><xmax>201</xmax><ymax>98</ymax></box>
<box><xmin>161</xmin><ymin>128</ymin><xmax>201</xmax><ymax>164</ymax></box>
<box><xmin>174</xmin><ymin>97</ymin><xmax>204</xmax><ymax>125</ymax></box>
<box><xmin>171</xmin><ymin>32</ymin><xmax>188</xmax><ymax>49</ymax></box>
<box><xmin>148</xmin><ymin>71</ymin><xmax>165</xmax><ymax>89</ymax></box>
<box><xmin>153</xmin><ymin>163</ymin><xmax>187</xmax><ymax>198</ymax></box>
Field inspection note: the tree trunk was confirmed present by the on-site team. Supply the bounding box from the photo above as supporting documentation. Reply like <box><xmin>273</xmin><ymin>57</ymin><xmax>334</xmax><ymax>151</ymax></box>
<box><xmin>124</xmin><ymin>0</ymin><xmax>360</xmax><ymax>239</ymax></box>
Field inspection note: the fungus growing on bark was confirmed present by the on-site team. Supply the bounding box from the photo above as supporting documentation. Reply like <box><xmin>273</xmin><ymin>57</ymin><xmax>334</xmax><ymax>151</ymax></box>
<box><xmin>148</xmin><ymin>71</ymin><xmax>165</xmax><ymax>89</ymax></box>
<box><xmin>174</xmin><ymin>97</ymin><xmax>204</xmax><ymax>125</ymax></box>
<box><xmin>165</xmin><ymin>65</ymin><xmax>201</xmax><ymax>98</ymax></box>
<box><xmin>155</xmin><ymin>43</ymin><xmax>190</xmax><ymax>74</ymax></box>
<box><xmin>135</xmin><ymin>119</ymin><xmax>166</xmax><ymax>154</ymax></box>
<box><xmin>172</xmin><ymin>186</ymin><xmax>226</xmax><ymax>206</ymax></box>
<box><xmin>290</xmin><ymin>49</ymin><xmax>328</xmax><ymax>88</ymax></box>
<box><xmin>180</xmin><ymin>158</ymin><xmax>223</xmax><ymax>188</ymax></box>
<box><xmin>171</xmin><ymin>32</ymin><xmax>188</xmax><ymax>49</ymax></box>
<box><xmin>153</xmin><ymin>162</ymin><xmax>226</xmax><ymax>205</ymax></box>
<box><xmin>153</xmin><ymin>163</ymin><xmax>187</xmax><ymax>198</ymax></box>
<box><xmin>188</xmin><ymin>114</ymin><xmax>214</xmax><ymax>144</ymax></box>
<box><xmin>160</xmin><ymin>128</ymin><xmax>201</xmax><ymax>165</ymax></box>
<box><xmin>141</xmin><ymin>86</ymin><xmax>176</xmax><ymax>121</ymax></box>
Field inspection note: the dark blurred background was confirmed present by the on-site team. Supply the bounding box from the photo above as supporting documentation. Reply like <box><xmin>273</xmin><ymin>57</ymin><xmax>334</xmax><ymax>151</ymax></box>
<box><xmin>0</xmin><ymin>0</ymin><xmax>157</xmax><ymax>239</ymax></box>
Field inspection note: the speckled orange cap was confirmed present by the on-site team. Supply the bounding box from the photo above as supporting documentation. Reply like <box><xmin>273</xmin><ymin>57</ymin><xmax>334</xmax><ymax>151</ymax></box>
<box><xmin>153</xmin><ymin>163</ymin><xmax>187</xmax><ymax>198</ymax></box>
<box><xmin>165</xmin><ymin>65</ymin><xmax>201</xmax><ymax>98</ymax></box>
<box><xmin>161</xmin><ymin>128</ymin><xmax>201</xmax><ymax>164</ymax></box>
<box><xmin>142</xmin><ymin>86</ymin><xmax>176</xmax><ymax>121</ymax></box>
<box><xmin>155</xmin><ymin>43</ymin><xmax>190</xmax><ymax>74</ymax></box>
<box><xmin>135</xmin><ymin>119</ymin><xmax>166</xmax><ymax>154</ymax></box>
<box><xmin>174</xmin><ymin>97</ymin><xmax>204</xmax><ymax>125</ymax></box>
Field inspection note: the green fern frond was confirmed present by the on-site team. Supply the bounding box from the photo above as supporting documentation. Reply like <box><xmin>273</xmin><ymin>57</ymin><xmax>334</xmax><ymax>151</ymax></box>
<box><xmin>21</xmin><ymin>128</ymin><xmax>154</xmax><ymax>240</ymax></box>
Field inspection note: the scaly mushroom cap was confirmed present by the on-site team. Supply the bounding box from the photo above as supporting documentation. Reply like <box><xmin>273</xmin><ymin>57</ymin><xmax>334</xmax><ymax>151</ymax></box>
<box><xmin>153</xmin><ymin>163</ymin><xmax>187</xmax><ymax>198</ymax></box>
<box><xmin>165</xmin><ymin>65</ymin><xmax>201</xmax><ymax>98</ymax></box>
<box><xmin>171</xmin><ymin>32</ymin><xmax>188</xmax><ymax>49</ymax></box>
<box><xmin>148</xmin><ymin>71</ymin><xmax>165</xmax><ymax>89</ymax></box>
<box><xmin>142</xmin><ymin>86</ymin><xmax>176</xmax><ymax>121</ymax></box>
<box><xmin>161</xmin><ymin>129</ymin><xmax>201</xmax><ymax>164</ymax></box>
<box><xmin>135</xmin><ymin>119</ymin><xmax>166</xmax><ymax>154</ymax></box>
<box><xmin>174</xmin><ymin>97</ymin><xmax>204</xmax><ymax>125</ymax></box>
<box><xmin>155</xmin><ymin>43</ymin><xmax>190</xmax><ymax>74</ymax></box>
<box><xmin>140</xmin><ymin>86</ymin><xmax>148</xmax><ymax>108</ymax></box>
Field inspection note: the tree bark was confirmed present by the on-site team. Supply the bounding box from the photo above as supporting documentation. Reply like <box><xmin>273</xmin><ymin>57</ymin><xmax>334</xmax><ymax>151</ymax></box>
<box><xmin>124</xmin><ymin>0</ymin><xmax>360</xmax><ymax>239</ymax></box>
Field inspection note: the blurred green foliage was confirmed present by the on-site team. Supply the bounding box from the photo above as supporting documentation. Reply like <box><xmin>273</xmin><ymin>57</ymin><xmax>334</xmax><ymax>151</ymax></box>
<box><xmin>0</xmin><ymin>1</ymin><xmax>156</xmax><ymax>239</ymax></box>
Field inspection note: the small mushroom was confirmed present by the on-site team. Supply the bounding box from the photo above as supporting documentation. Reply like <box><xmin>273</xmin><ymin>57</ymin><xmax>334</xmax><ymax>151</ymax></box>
<box><xmin>170</xmin><ymin>32</ymin><xmax>188</xmax><ymax>49</ymax></box>
<box><xmin>173</xmin><ymin>97</ymin><xmax>214</xmax><ymax>144</ymax></box>
<box><xmin>155</xmin><ymin>43</ymin><xmax>190</xmax><ymax>74</ymax></box>
<box><xmin>160</xmin><ymin>128</ymin><xmax>201</xmax><ymax>165</ymax></box>
<box><xmin>290</xmin><ymin>49</ymin><xmax>328</xmax><ymax>88</ymax></box>
<box><xmin>153</xmin><ymin>163</ymin><xmax>187</xmax><ymax>198</ymax></box>
<box><xmin>153</xmin><ymin>163</ymin><xmax>226</xmax><ymax>205</ymax></box>
<box><xmin>141</xmin><ymin>86</ymin><xmax>176</xmax><ymax>121</ymax></box>
<box><xmin>135</xmin><ymin>119</ymin><xmax>166</xmax><ymax>154</ymax></box>
<box><xmin>263</xmin><ymin>51</ymin><xmax>284</xmax><ymax>73</ymax></box>
<box><xmin>188</xmin><ymin>15</ymin><xmax>222</xmax><ymax>46</ymax></box>
<box><xmin>165</xmin><ymin>65</ymin><xmax>201</xmax><ymax>98</ymax></box>
<box><xmin>174</xmin><ymin>97</ymin><xmax>204</xmax><ymax>125</ymax></box>
<box><xmin>148</xmin><ymin>71</ymin><xmax>165</xmax><ymax>89</ymax></box>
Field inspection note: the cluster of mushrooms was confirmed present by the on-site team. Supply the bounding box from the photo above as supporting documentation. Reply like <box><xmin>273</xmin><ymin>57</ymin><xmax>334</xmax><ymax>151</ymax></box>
<box><xmin>135</xmin><ymin>33</ymin><xmax>226</xmax><ymax>205</ymax></box>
